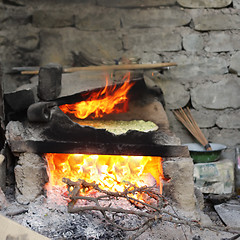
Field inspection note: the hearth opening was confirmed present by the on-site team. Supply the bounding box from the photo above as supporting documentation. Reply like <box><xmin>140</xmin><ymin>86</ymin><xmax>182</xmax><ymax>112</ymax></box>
<box><xmin>44</xmin><ymin>153</ymin><xmax>165</xmax><ymax>198</ymax></box>
<box><xmin>42</xmin><ymin>72</ymin><xmax>167</xmax><ymax>200</ymax></box>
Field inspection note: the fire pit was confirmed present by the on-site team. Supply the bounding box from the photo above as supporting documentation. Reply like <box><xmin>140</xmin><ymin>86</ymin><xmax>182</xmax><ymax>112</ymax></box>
<box><xmin>4</xmin><ymin>64</ymin><xmax>199</xmax><ymax>239</ymax></box>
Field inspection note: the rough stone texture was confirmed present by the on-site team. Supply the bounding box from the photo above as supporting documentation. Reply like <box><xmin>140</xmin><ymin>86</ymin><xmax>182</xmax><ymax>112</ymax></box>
<box><xmin>229</xmin><ymin>51</ymin><xmax>240</xmax><ymax>75</ymax></box>
<box><xmin>0</xmin><ymin>6</ymin><xmax>31</xmax><ymax>28</ymax></box>
<box><xmin>191</xmin><ymin>109</ymin><xmax>217</xmax><ymax>128</ymax></box>
<box><xmin>155</xmin><ymin>78</ymin><xmax>190</xmax><ymax>109</ymax></box>
<box><xmin>96</xmin><ymin>0</ymin><xmax>177</xmax><ymax>7</ymax></box>
<box><xmin>178</xmin><ymin>0</ymin><xmax>232</xmax><ymax>8</ymax></box>
<box><xmin>75</xmin><ymin>7</ymin><xmax>121</xmax><ymax>31</ymax></box>
<box><xmin>193</xmin><ymin>14</ymin><xmax>240</xmax><ymax>31</ymax></box>
<box><xmin>33</xmin><ymin>10</ymin><xmax>74</xmax><ymax>28</ymax></box>
<box><xmin>0</xmin><ymin>0</ymin><xmax>240</xmax><ymax>198</ymax></box>
<box><xmin>216</xmin><ymin>110</ymin><xmax>240</xmax><ymax>128</ymax></box>
<box><xmin>0</xmin><ymin>155</ymin><xmax>6</xmax><ymax>191</ymax></box>
<box><xmin>0</xmin><ymin>188</ymin><xmax>8</xmax><ymax>210</ymax></box>
<box><xmin>123</xmin><ymin>29</ymin><xmax>182</xmax><ymax>54</ymax></box>
<box><xmin>233</xmin><ymin>0</ymin><xmax>240</xmax><ymax>8</ymax></box>
<box><xmin>15</xmin><ymin>33</ymin><xmax>39</xmax><ymax>52</ymax></box>
<box><xmin>209</xmin><ymin>128</ymin><xmax>240</xmax><ymax>147</ymax></box>
<box><xmin>39</xmin><ymin>30</ymin><xmax>65</xmax><ymax>65</ymax></box>
<box><xmin>205</xmin><ymin>32</ymin><xmax>240</xmax><ymax>52</ymax></box>
<box><xmin>14</xmin><ymin>153</ymin><xmax>48</xmax><ymax>204</ymax></box>
<box><xmin>183</xmin><ymin>33</ymin><xmax>204</xmax><ymax>52</ymax></box>
<box><xmin>121</xmin><ymin>8</ymin><xmax>191</xmax><ymax>28</ymax></box>
<box><xmin>191</xmin><ymin>77</ymin><xmax>240</xmax><ymax>110</ymax></box>
<box><xmin>163</xmin><ymin>158</ymin><xmax>196</xmax><ymax>211</ymax></box>
<box><xmin>40</xmin><ymin>28</ymin><xmax>122</xmax><ymax>65</ymax></box>
<box><xmin>163</xmin><ymin>55</ymin><xmax>228</xmax><ymax>80</ymax></box>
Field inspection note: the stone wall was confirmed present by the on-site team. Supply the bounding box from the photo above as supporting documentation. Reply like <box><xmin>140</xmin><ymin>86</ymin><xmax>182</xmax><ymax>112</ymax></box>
<box><xmin>0</xmin><ymin>0</ymin><xmax>240</xmax><ymax>159</ymax></box>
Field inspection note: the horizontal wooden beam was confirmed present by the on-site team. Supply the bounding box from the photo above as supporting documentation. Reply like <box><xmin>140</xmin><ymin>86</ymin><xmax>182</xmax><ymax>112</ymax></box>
<box><xmin>19</xmin><ymin>62</ymin><xmax>177</xmax><ymax>75</ymax></box>
<box><xmin>9</xmin><ymin>140</ymin><xmax>190</xmax><ymax>158</ymax></box>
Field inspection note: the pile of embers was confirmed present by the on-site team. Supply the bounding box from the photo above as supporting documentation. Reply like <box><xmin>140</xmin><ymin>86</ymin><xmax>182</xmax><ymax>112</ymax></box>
<box><xmin>2</xmin><ymin>177</ymin><xmax>240</xmax><ymax>240</ymax></box>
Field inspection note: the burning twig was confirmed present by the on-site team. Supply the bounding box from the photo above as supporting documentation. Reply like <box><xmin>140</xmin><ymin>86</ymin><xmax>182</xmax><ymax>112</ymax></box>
<box><xmin>62</xmin><ymin>178</ymin><xmax>240</xmax><ymax>239</ymax></box>
<box><xmin>62</xmin><ymin>177</ymin><xmax>164</xmax><ymax>238</ymax></box>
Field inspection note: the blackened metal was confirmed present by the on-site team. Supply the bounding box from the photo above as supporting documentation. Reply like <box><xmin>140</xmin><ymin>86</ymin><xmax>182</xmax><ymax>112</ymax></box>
<box><xmin>39</xmin><ymin>107</ymin><xmax>154</xmax><ymax>144</ymax></box>
<box><xmin>7</xmin><ymin>106</ymin><xmax>190</xmax><ymax>157</ymax></box>
<box><xmin>9</xmin><ymin>140</ymin><xmax>190</xmax><ymax>157</ymax></box>
<box><xmin>4</xmin><ymin>89</ymin><xmax>35</xmax><ymax>112</ymax></box>
<box><xmin>204</xmin><ymin>143</ymin><xmax>211</xmax><ymax>150</ymax></box>
<box><xmin>38</xmin><ymin>63</ymin><xmax>62</xmax><ymax>101</ymax></box>
<box><xmin>27</xmin><ymin>102</ymin><xmax>56</xmax><ymax>122</ymax></box>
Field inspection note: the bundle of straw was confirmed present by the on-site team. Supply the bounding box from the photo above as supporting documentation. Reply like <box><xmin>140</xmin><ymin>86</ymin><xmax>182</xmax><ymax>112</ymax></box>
<box><xmin>173</xmin><ymin>107</ymin><xmax>212</xmax><ymax>151</ymax></box>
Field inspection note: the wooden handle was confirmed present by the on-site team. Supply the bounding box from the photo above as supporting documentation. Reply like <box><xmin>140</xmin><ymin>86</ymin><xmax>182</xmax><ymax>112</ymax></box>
<box><xmin>21</xmin><ymin>62</ymin><xmax>177</xmax><ymax>75</ymax></box>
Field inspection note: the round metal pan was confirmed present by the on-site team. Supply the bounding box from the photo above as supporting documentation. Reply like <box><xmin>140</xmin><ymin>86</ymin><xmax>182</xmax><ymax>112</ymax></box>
<box><xmin>183</xmin><ymin>143</ymin><xmax>227</xmax><ymax>163</ymax></box>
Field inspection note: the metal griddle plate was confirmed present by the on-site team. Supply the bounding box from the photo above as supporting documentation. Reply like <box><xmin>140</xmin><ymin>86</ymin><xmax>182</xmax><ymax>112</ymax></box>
<box><xmin>6</xmin><ymin>107</ymin><xmax>189</xmax><ymax>157</ymax></box>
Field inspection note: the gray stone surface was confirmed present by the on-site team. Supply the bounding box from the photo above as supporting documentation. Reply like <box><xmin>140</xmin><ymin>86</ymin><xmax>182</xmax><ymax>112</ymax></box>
<box><xmin>14</xmin><ymin>153</ymin><xmax>48</xmax><ymax>204</ymax></box>
<box><xmin>0</xmin><ymin>0</ymin><xmax>240</xmax><ymax>193</ymax></box>
<box><xmin>121</xmin><ymin>8</ymin><xmax>191</xmax><ymax>28</ymax></box>
<box><xmin>209</xmin><ymin>128</ymin><xmax>240</xmax><ymax>147</ymax></box>
<box><xmin>216</xmin><ymin>110</ymin><xmax>240</xmax><ymax>128</ymax></box>
<box><xmin>183</xmin><ymin>33</ymin><xmax>204</xmax><ymax>52</ymax></box>
<box><xmin>96</xmin><ymin>0</ymin><xmax>177</xmax><ymax>7</ymax></box>
<box><xmin>0</xmin><ymin>155</ymin><xmax>6</xmax><ymax>191</ymax></box>
<box><xmin>155</xmin><ymin>79</ymin><xmax>190</xmax><ymax>109</ymax></box>
<box><xmin>33</xmin><ymin>10</ymin><xmax>74</xmax><ymax>28</ymax></box>
<box><xmin>15</xmin><ymin>34</ymin><xmax>39</xmax><ymax>52</ymax></box>
<box><xmin>178</xmin><ymin>0</ymin><xmax>232</xmax><ymax>8</ymax></box>
<box><xmin>75</xmin><ymin>7</ymin><xmax>121</xmax><ymax>31</ymax></box>
<box><xmin>123</xmin><ymin>29</ymin><xmax>182</xmax><ymax>54</ymax></box>
<box><xmin>0</xmin><ymin>188</ymin><xmax>7</xmax><ymax>210</ymax></box>
<box><xmin>0</xmin><ymin>6</ymin><xmax>31</xmax><ymax>27</ymax></box>
<box><xmin>191</xmin><ymin>77</ymin><xmax>240</xmax><ymax>110</ymax></box>
<box><xmin>164</xmin><ymin>55</ymin><xmax>228</xmax><ymax>80</ymax></box>
<box><xmin>191</xmin><ymin>109</ymin><xmax>217</xmax><ymax>128</ymax></box>
<box><xmin>39</xmin><ymin>28</ymin><xmax>122</xmax><ymax>65</ymax></box>
<box><xmin>193</xmin><ymin>14</ymin><xmax>240</xmax><ymax>31</ymax></box>
<box><xmin>39</xmin><ymin>30</ymin><xmax>65</xmax><ymax>65</ymax></box>
<box><xmin>163</xmin><ymin>158</ymin><xmax>196</xmax><ymax>211</ymax></box>
<box><xmin>229</xmin><ymin>51</ymin><xmax>240</xmax><ymax>75</ymax></box>
<box><xmin>233</xmin><ymin>0</ymin><xmax>240</xmax><ymax>8</ymax></box>
<box><xmin>214</xmin><ymin>202</ymin><xmax>240</xmax><ymax>228</ymax></box>
<box><xmin>205</xmin><ymin>32</ymin><xmax>240</xmax><ymax>52</ymax></box>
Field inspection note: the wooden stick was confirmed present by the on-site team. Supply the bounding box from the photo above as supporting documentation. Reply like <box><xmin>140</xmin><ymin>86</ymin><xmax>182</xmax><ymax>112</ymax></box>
<box><xmin>173</xmin><ymin>108</ymin><xmax>211</xmax><ymax>150</ymax></box>
<box><xmin>20</xmin><ymin>62</ymin><xmax>177</xmax><ymax>75</ymax></box>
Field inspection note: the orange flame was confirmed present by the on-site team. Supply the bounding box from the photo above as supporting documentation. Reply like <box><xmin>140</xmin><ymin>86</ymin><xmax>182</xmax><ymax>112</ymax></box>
<box><xmin>59</xmin><ymin>72</ymin><xmax>135</xmax><ymax>119</ymax></box>
<box><xmin>44</xmin><ymin>153</ymin><xmax>165</xmax><ymax>195</ymax></box>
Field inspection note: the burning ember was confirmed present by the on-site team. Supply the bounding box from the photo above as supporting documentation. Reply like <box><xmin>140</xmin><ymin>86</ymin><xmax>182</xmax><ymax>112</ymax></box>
<box><xmin>59</xmin><ymin>72</ymin><xmax>135</xmax><ymax>119</ymax></box>
<box><xmin>44</xmin><ymin>153</ymin><xmax>165</xmax><ymax>195</ymax></box>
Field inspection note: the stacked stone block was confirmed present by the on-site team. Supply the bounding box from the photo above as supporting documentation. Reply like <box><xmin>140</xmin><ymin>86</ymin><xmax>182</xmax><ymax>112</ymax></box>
<box><xmin>0</xmin><ymin>0</ymin><xmax>239</xmax><ymax>159</ymax></box>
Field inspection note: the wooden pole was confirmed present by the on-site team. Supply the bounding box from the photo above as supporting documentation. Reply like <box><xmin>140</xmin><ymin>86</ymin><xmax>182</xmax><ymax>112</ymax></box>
<box><xmin>21</xmin><ymin>62</ymin><xmax>177</xmax><ymax>75</ymax></box>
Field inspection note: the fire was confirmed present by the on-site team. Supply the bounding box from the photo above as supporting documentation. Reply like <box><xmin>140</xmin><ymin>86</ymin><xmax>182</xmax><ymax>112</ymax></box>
<box><xmin>59</xmin><ymin>72</ymin><xmax>135</xmax><ymax>119</ymax></box>
<box><xmin>44</xmin><ymin>153</ymin><xmax>165</xmax><ymax>195</ymax></box>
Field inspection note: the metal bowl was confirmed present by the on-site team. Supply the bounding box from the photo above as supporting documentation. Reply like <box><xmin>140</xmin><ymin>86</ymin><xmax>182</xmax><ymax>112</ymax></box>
<box><xmin>183</xmin><ymin>143</ymin><xmax>227</xmax><ymax>163</ymax></box>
